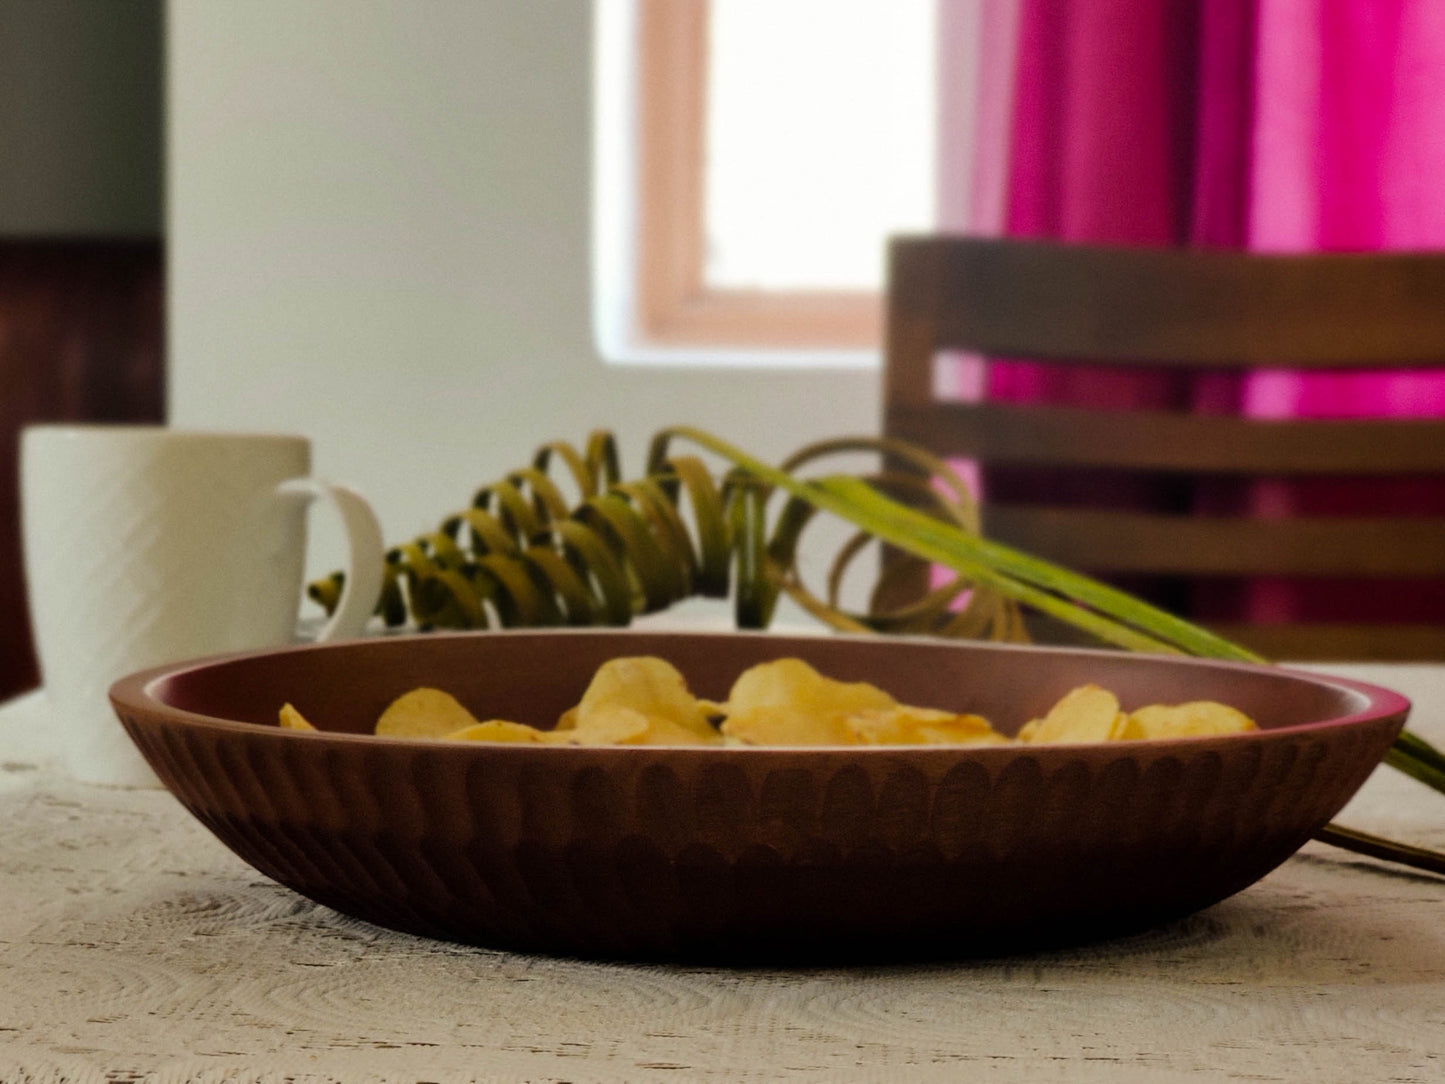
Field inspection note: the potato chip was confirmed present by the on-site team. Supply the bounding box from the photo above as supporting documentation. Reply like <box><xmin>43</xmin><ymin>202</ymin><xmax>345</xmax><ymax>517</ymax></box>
<box><xmin>623</xmin><ymin>713</ymin><xmax>722</xmax><ymax>746</ymax></box>
<box><xmin>719</xmin><ymin>657</ymin><xmax>897</xmax><ymax>746</ymax></box>
<box><xmin>444</xmin><ymin>720</ymin><xmax>544</xmax><ymax>743</ymax></box>
<box><xmin>1022</xmin><ymin>684</ymin><xmax>1140</xmax><ymax>744</ymax></box>
<box><xmin>554</xmin><ymin>706</ymin><xmax>720</xmax><ymax>747</ymax></box>
<box><xmin>1129</xmin><ymin>701</ymin><xmax>1257</xmax><ymax>739</ymax></box>
<box><xmin>845</xmin><ymin>706</ymin><xmax>1008</xmax><ymax>746</ymax></box>
<box><xmin>572</xmin><ymin>656</ymin><xmax>720</xmax><ymax>744</ymax></box>
<box><xmin>375</xmin><ymin>687</ymin><xmax>481</xmax><ymax>739</ymax></box>
<box><xmin>294</xmin><ymin>653</ymin><xmax>1263</xmax><ymax>750</ymax></box>
<box><xmin>278</xmin><ymin>703</ymin><xmax>316</xmax><ymax>731</ymax></box>
<box><xmin>542</xmin><ymin>706</ymin><xmax>651</xmax><ymax>746</ymax></box>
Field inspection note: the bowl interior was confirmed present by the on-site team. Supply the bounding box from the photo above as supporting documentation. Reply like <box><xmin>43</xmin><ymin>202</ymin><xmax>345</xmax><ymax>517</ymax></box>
<box><xmin>141</xmin><ymin>629</ymin><xmax>1380</xmax><ymax>741</ymax></box>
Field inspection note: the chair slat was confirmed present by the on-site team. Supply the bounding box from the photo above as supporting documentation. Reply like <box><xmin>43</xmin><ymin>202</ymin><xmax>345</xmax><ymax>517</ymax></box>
<box><xmin>1203</xmin><ymin>623</ymin><xmax>1445</xmax><ymax>663</ymax></box>
<box><xmin>1020</xmin><ymin>614</ymin><xmax>1445</xmax><ymax>662</ymax></box>
<box><xmin>894</xmin><ymin>236</ymin><xmax>1445</xmax><ymax>367</ymax></box>
<box><xmin>983</xmin><ymin>506</ymin><xmax>1445</xmax><ymax>577</ymax></box>
<box><xmin>887</xmin><ymin>401</ymin><xmax>1445</xmax><ymax>475</ymax></box>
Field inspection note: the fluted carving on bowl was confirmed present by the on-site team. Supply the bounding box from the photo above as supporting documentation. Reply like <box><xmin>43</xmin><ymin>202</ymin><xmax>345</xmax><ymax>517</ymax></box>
<box><xmin>120</xmin><ymin>711</ymin><xmax>1388</xmax><ymax>961</ymax></box>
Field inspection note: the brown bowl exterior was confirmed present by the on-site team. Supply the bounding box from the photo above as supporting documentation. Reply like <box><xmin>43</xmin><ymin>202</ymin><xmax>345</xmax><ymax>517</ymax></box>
<box><xmin>110</xmin><ymin>630</ymin><xmax>1408</xmax><ymax>962</ymax></box>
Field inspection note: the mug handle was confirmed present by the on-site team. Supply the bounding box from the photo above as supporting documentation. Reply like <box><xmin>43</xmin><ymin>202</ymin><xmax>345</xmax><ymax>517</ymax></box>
<box><xmin>276</xmin><ymin>478</ymin><xmax>386</xmax><ymax>642</ymax></box>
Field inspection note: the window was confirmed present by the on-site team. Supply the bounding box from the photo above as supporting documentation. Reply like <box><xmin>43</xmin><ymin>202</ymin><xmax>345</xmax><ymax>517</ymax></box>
<box><xmin>594</xmin><ymin>0</ymin><xmax>938</xmax><ymax>365</ymax></box>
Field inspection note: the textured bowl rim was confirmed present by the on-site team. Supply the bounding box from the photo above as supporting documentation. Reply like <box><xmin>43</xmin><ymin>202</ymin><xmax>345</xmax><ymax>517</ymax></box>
<box><xmin>108</xmin><ymin>628</ymin><xmax>1414</xmax><ymax>756</ymax></box>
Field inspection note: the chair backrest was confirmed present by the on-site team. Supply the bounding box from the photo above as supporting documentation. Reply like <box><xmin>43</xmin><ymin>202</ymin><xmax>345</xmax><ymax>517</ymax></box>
<box><xmin>882</xmin><ymin>235</ymin><xmax>1445</xmax><ymax>661</ymax></box>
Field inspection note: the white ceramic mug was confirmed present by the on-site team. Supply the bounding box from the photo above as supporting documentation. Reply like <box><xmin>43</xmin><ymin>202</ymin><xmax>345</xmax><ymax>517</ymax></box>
<box><xmin>20</xmin><ymin>426</ymin><xmax>386</xmax><ymax>786</ymax></box>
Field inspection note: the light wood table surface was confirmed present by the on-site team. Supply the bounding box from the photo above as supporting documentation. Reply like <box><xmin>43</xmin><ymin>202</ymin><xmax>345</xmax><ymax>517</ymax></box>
<box><xmin>2</xmin><ymin>660</ymin><xmax>1443</xmax><ymax>1083</ymax></box>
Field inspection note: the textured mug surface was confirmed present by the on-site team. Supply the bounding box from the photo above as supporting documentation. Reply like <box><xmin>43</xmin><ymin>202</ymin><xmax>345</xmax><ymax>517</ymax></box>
<box><xmin>21</xmin><ymin>426</ymin><xmax>382</xmax><ymax>786</ymax></box>
<box><xmin>110</xmin><ymin>629</ymin><xmax>1409</xmax><ymax>961</ymax></box>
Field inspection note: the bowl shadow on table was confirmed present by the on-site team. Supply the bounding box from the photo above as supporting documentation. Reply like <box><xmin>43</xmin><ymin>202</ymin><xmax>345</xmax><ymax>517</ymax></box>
<box><xmin>184</xmin><ymin>866</ymin><xmax>1445</xmax><ymax>981</ymax></box>
<box><xmin>187</xmin><ymin>819</ymin><xmax>1435</xmax><ymax>969</ymax></box>
<box><xmin>955</xmin><ymin>883</ymin><xmax>1445</xmax><ymax>984</ymax></box>
<box><xmin>105</xmin><ymin>839</ymin><xmax>1445</xmax><ymax>980</ymax></box>
<box><xmin>611</xmin><ymin>863</ymin><xmax>1445</xmax><ymax>976</ymax></box>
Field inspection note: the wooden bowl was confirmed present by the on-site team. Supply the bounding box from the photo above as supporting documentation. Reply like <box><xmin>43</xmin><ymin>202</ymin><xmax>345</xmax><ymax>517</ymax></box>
<box><xmin>110</xmin><ymin>629</ymin><xmax>1408</xmax><ymax>962</ymax></box>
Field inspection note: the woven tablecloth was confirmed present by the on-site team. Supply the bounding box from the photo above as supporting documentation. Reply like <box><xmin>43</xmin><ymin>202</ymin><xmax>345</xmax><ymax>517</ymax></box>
<box><xmin>3</xmin><ymin>664</ymin><xmax>1443</xmax><ymax>1083</ymax></box>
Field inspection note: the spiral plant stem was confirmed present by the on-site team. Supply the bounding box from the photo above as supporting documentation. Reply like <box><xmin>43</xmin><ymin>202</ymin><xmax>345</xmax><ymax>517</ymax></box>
<box><xmin>308</xmin><ymin>426</ymin><xmax>1445</xmax><ymax>879</ymax></box>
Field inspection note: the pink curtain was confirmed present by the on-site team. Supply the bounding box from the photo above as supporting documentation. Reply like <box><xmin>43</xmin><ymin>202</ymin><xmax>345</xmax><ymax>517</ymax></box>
<box><xmin>943</xmin><ymin>0</ymin><xmax>1445</xmax><ymax>625</ymax></box>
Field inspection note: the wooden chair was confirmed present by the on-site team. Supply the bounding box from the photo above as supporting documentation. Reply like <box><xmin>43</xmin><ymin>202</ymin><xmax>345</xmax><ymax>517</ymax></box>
<box><xmin>882</xmin><ymin>235</ymin><xmax>1445</xmax><ymax>661</ymax></box>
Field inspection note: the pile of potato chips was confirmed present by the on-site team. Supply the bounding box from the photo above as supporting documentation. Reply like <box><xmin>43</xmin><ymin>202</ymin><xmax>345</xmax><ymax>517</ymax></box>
<box><xmin>278</xmin><ymin>655</ymin><xmax>1257</xmax><ymax>747</ymax></box>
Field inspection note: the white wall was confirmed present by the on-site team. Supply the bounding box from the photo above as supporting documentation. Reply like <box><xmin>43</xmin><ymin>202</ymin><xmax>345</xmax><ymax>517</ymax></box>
<box><xmin>167</xmin><ymin>0</ymin><xmax>881</xmax><ymax>590</ymax></box>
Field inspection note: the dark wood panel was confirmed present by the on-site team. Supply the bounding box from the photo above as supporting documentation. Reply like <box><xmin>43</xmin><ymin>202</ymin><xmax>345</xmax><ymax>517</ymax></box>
<box><xmin>1204</xmin><ymin>623</ymin><xmax>1445</xmax><ymax>663</ymax></box>
<box><xmin>1018</xmin><ymin>613</ymin><xmax>1445</xmax><ymax>663</ymax></box>
<box><xmin>983</xmin><ymin>505</ymin><xmax>1445</xmax><ymax>577</ymax></box>
<box><xmin>887</xmin><ymin>402</ymin><xmax>1445</xmax><ymax>475</ymax></box>
<box><xmin>889</xmin><ymin>235</ymin><xmax>1445</xmax><ymax>367</ymax></box>
<box><xmin>0</xmin><ymin>240</ymin><xmax>164</xmax><ymax>701</ymax></box>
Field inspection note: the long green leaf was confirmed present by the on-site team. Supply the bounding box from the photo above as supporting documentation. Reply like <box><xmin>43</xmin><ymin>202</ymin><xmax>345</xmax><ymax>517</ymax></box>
<box><xmin>664</xmin><ymin>426</ymin><xmax>1261</xmax><ymax>661</ymax></box>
